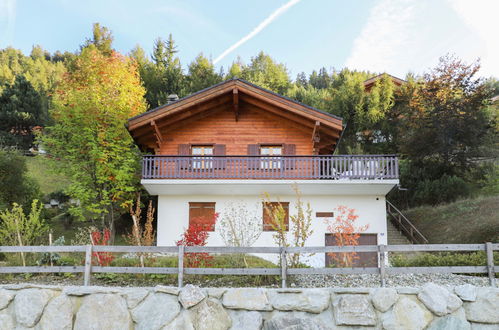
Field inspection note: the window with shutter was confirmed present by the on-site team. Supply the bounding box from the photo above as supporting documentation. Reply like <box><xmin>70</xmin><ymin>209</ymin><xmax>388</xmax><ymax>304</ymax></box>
<box><xmin>262</xmin><ymin>202</ymin><xmax>289</xmax><ymax>231</ymax></box>
<box><xmin>189</xmin><ymin>202</ymin><xmax>216</xmax><ymax>231</ymax></box>
<box><xmin>283</xmin><ymin>144</ymin><xmax>296</xmax><ymax>169</ymax></box>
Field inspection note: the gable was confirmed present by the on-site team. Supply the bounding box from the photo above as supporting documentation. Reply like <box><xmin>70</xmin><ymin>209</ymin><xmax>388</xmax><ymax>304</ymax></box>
<box><xmin>127</xmin><ymin>79</ymin><xmax>343</xmax><ymax>154</ymax></box>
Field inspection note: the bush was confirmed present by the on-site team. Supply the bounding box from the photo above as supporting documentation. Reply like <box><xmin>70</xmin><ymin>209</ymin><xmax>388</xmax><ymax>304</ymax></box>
<box><xmin>410</xmin><ymin>175</ymin><xmax>470</xmax><ymax>206</ymax></box>
<box><xmin>390</xmin><ymin>251</ymin><xmax>499</xmax><ymax>268</ymax></box>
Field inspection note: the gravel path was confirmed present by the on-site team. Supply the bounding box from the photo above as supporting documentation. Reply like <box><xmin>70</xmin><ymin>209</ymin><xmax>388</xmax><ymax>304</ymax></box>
<box><xmin>291</xmin><ymin>273</ymin><xmax>491</xmax><ymax>288</ymax></box>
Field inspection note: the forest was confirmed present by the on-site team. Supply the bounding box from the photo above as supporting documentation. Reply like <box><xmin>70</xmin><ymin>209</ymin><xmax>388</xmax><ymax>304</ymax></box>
<box><xmin>0</xmin><ymin>23</ymin><xmax>497</xmax><ymax>242</ymax></box>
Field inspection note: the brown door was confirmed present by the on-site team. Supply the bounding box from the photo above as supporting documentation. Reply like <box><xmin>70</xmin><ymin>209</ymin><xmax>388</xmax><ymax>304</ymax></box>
<box><xmin>325</xmin><ymin>234</ymin><xmax>378</xmax><ymax>267</ymax></box>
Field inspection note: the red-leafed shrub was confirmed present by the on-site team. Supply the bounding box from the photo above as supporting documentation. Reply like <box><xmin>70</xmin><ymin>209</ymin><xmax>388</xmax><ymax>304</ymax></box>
<box><xmin>91</xmin><ymin>228</ymin><xmax>114</xmax><ymax>266</ymax></box>
<box><xmin>176</xmin><ymin>213</ymin><xmax>218</xmax><ymax>267</ymax></box>
<box><xmin>325</xmin><ymin>205</ymin><xmax>369</xmax><ymax>267</ymax></box>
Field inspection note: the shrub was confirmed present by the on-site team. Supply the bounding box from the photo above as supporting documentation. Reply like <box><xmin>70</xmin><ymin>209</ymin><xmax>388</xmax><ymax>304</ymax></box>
<box><xmin>411</xmin><ymin>175</ymin><xmax>470</xmax><ymax>205</ymax></box>
<box><xmin>91</xmin><ymin>228</ymin><xmax>114</xmax><ymax>266</ymax></box>
<box><xmin>390</xmin><ymin>251</ymin><xmax>499</xmax><ymax>268</ymax></box>
<box><xmin>176</xmin><ymin>216</ymin><xmax>217</xmax><ymax>268</ymax></box>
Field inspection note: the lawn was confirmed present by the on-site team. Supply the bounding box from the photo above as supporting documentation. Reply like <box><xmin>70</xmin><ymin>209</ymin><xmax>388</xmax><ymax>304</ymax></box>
<box><xmin>24</xmin><ymin>155</ymin><xmax>71</xmax><ymax>196</ymax></box>
<box><xmin>403</xmin><ymin>195</ymin><xmax>499</xmax><ymax>244</ymax></box>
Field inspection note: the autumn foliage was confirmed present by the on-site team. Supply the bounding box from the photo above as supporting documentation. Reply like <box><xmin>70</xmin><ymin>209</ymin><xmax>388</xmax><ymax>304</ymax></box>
<box><xmin>176</xmin><ymin>214</ymin><xmax>218</xmax><ymax>267</ymax></box>
<box><xmin>325</xmin><ymin>206</ymin><xmax>368</xmax><ymax>267</ymax></box>
<box><xmin>90</xmin><ymin>228</ymin><xmax>114</xmax><ymax>266</ymax></box>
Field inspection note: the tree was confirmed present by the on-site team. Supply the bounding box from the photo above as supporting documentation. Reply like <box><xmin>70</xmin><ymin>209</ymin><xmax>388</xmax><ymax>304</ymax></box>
<box><xmin>241</xmin><ymin>52</ymin><xmax>291</xmax><ymax>94</ymax></box>
<box><xmin>42</xmin><ymin>48</ymin><xmax>147</xmax><ymax>238</ymax></box>
<box><xmin>398</xmin><ymin>56</ymin><xmax>491</xmax><ymax>172</ymax></box>
<box><xmin>0</xmin><ymin>149</ymin><xmax>40</xmax><ymax>210</ymax></box>
<box><xmin>262</xmin><ymin>185</ymin><xmax>313</xmax><ymax>267</ymax></box>
<box><xmin>217</xmin><ymin>202</ymin><xmax>262</xmax><ymax>267</ymax></box>
<box><xmin>0</xmin><ymin>75</ymin><xmax>45</xmax><ymax>149</ymax></box>
<box><xmin>139</xmin><ymin>35</ymin><xmax>185</xmax><ymax>107</ymax></box>
<box><xmin>0</xmin><ymin>200</ymin><xmax>47</xmax><ymax>266</ymax></box>
<box><xmin>324</xmin><ymin>205</ymin><xmax>368</xmax><ymax>267</ymax></box>
<box><xmin>82</xmin><ymin>23</ymin><xmax>114</xmax><ymax>55</ymax></box>
<box><xmin>186</xmin><ymin>54</ymin><xmax>222</xmax><ymax>93</ymax></box>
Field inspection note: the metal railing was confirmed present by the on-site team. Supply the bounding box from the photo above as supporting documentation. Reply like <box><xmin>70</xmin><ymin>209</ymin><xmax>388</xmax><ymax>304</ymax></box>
<box><xmin>142</xmin><ymin>155</ymin><xmax>399</xmax><ymax>180</ymax></box>
<box><xmin>0</xmin><ymin>243</ymin><xmax>496</xmax><ymax>288</ymax></box>
<box><xmin>387</xmin><ymin>200</ymin><xmax>429</xmax><ymax>244</ymax></box>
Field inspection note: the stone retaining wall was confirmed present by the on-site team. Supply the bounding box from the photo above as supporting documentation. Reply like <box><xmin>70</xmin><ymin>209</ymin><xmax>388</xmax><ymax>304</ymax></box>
<box><xmin>0</xmin><ymin>283</ymin><xmax>497</xmax><ymax>329</ymax></box>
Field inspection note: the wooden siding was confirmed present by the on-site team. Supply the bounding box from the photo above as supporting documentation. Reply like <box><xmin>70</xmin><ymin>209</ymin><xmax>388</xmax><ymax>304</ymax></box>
<box><xmin>157</xmin><ymin>105</ymin><xmax>313</xmax><ymax>155</ymax></box>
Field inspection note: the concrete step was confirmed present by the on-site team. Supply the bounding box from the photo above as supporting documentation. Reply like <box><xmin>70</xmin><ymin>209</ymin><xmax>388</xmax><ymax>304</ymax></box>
<box><xmin>386</xmin><ymin>219</ymin><xmax>412</xmax><ymax>245</ymax></box>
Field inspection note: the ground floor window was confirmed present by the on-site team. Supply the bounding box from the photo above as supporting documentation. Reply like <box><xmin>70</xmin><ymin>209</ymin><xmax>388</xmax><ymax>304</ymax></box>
<box><xmin>262</xmin><ymin>202</ymin><xmax>289</xmax><ymax>231</ymax></box>
<box><xmin>189</xmin><ymin>202</ymin><xmax>216</xmax><ymax>231</ymax></box>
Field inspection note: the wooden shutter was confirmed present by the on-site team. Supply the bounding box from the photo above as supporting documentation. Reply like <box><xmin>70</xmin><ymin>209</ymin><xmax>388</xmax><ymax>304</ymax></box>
<box><xmin>178</xmin><ymin>144</ymin><xmax>190</xmax><ymax>155</ymax></box>
<box><xmin>283</xmin><ymin>144</ymin><xmax>296</xmax><ymax>170</ymax></box>
<box><xmin>189</xmin><ymin>202</ymin><xmax>216</xmax><ymax>231</ymax></box>
<box><xmin>262</xmin><ymin>202</ymin><xmax>289</xmax><ymax>231</ymax></box>
<box><xmin>178</xmin><ymin>144</ymin><xmax>190</xmax><ymax>170</ymax></box>
<box><xmin>247</xmin><ymin>144</ymin><xmax>260</xmax><ymax>169</ymax></box>
<box><xmin>213</xmin><ymin>144</ymin><xmax>226</xmax><ymax>170</ymax></box>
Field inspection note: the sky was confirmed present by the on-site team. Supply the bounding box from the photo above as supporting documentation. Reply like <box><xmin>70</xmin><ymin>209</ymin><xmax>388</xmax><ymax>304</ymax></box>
<box><xmin>1</xmin><ymin>0</ymin><xmax>498</xmax><ymax>79</ymax></box>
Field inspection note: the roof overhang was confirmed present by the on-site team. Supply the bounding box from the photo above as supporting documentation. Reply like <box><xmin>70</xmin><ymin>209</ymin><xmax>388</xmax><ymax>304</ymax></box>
<box><xmin>127</xmin><ymin>79</ymin><xmax>343</xmax><ymax>153</ymax></box>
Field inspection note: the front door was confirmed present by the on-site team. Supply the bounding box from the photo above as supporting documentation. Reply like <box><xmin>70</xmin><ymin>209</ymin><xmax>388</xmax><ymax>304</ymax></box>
<box><xmin>325</xmin><ymin>233</ymin><xmax>378</xmax><ymax>267</ymax></box>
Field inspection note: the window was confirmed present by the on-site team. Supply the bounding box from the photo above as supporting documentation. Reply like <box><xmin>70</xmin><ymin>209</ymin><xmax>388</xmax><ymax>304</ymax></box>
<box><xmin>191</xmin><ymin>145</ymin><xmax>213</xmax><ymax>169</ymax></box>
<box><xmin>260</xmin><ymin>145</ymin><xmax>282</xmax><ymax>169</ymax></box>
<box><xmin>189</xmin><ymin>202</ymin><xmax>216</xmax><ymax>231</ymax></box>
<box><xmin>262</xmin><ymin>202</ymin><xmax>289</xmax><ymax>231</ymax></box>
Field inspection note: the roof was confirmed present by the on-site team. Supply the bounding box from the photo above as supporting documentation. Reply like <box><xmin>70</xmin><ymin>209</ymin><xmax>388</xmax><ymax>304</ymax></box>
<box><xmin>128</xmin><ymin>78</ymin><xmax>342</xmax><ymax>124</ymax></box>
<box><xmin>363</xmin><ymin>73</ymin><xmax>406</xmax><ymax>91</ymax></box>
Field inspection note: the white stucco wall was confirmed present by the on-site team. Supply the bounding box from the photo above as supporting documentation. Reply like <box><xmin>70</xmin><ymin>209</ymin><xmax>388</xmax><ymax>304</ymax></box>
<box><xmin>157</xmin><ymin>193</ymin><xmax>387</xmax><ymax>267</ymax></box>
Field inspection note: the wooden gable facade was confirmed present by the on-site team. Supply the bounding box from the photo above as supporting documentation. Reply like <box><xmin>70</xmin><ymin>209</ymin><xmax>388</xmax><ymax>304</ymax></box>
<box><xmin>127</xmin><ymin>79</ymin><xmax>343</xmax><ymax>156</ymax></box>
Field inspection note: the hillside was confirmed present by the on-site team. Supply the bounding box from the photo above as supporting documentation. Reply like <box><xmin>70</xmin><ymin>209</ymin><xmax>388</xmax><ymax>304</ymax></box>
<box><xmin>403</xmin><ymin>195</ymin><xmax>499</xmax><ymax>244</ymax></box>
<box><xmin>24</xmin><ymin>155</ymin><xmax>70</xmax><ymax>196</ymax></box>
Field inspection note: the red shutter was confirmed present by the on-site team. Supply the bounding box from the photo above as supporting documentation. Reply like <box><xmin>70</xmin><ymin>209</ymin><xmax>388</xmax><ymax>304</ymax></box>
<box><xmin>247</xmin><ymin>144</ymin><xmax>260</xmax><ymax>169</ymax></box>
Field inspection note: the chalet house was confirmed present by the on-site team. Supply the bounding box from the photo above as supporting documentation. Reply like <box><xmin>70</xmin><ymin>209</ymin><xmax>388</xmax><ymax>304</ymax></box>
<box><xmin>127</xmin><ymin>79</ymin><xmax>399</xmax><ymax>267</ymax></box>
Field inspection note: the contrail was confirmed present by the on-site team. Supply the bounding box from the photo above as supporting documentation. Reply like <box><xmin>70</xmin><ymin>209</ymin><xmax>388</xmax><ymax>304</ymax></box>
<box><xmin>213</xmin><ymin>0</ymin><xmax>301</xmax><ymax>64</ymax></box>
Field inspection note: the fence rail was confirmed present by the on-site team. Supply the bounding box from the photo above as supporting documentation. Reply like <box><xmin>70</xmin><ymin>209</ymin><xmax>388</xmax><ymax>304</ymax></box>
<box><xmin>142</xmin><ymin>155</ymin><xmax>399</xmax><ymax>180</ymax></box>
<box><xmin>0</xmin><ymin>243</ymin><xmax>496</xmax><ymax>288</ymax></box>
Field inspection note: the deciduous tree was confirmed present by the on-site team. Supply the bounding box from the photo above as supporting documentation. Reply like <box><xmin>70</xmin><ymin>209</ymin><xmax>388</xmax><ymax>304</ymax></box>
<box><xmin>42</xmin><ymin>48</ymin><xmax>147</xmax><ymax>238</ymax></box>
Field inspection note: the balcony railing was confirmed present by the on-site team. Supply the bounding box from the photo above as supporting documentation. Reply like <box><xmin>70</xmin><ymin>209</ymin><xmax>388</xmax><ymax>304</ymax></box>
<box><xmin>142</xmin><ymin>155</ymin><xmax>399</xmax><ymax>180</ymax></box>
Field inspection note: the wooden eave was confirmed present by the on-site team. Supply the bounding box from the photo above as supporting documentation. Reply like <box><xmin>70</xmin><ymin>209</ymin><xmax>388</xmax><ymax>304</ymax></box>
<box><xmin>127</xmin><ymin>79</ymin><xmax>343</xmax><ymax>152</ymax></box>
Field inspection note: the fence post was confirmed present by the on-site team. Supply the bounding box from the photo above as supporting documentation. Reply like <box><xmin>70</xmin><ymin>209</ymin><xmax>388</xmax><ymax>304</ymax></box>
<box><xmin>378</xmin><ymin>244</ymin><xmax>386</xmax><ymax>287</ymax></box>
<box><xmin>281</xmin><ymin>247</ymin><xmax>287</xmax><ymax>288</ymax></box>
<box><xmin>486</xmin><ymin>242</ymin><xmax>495</xmax><ymax>287</ymax></box>
<box><xmin>84</xmin><ymin>245</ymin><xmax>92</xmax><ymax>286</ymax></box>
<box><xmin>178</xmin><ymin>245</ymin><xmax>184</xmax><ymax>288</ymax></box>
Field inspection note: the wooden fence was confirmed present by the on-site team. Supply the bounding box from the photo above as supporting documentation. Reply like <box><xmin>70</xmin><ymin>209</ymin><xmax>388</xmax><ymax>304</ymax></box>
<box><xmin>0</xmin><ymin>243</ymin><xmax>497</xmax><ymax>288</ymax></box>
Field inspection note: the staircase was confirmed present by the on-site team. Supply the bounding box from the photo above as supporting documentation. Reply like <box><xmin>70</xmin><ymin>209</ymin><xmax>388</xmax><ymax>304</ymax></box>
<box><xmin>387</xmin><ymin>219</ymin><xmax>412</xmax><ymax>245</ymax></box>
<box><xmin>386</xmin><ymin>200</ymin><xmax>429</xmax><ymax>244</ymax></box>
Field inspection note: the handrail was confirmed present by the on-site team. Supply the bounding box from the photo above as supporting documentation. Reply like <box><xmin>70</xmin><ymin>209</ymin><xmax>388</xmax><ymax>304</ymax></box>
<box><xmin>386</xmin><ymin>200</ymin><xmax>429</xmax><ymax>244</ymax></box>
<box><xmin>141</xmin><ymin>155</ymin><xmax>400</xmax><ymax>180</ymax></box>
<box><xmin>0</xmin><ymin>243</ymin><xmax>496</xmax><ymax>288</ymax></box>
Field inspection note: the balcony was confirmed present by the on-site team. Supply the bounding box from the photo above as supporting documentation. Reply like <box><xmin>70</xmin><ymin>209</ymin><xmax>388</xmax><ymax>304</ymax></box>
<box><xmin>142</xmin><ymin>155</ymin><xmax>399</xmax><ymax>180</ymax></box>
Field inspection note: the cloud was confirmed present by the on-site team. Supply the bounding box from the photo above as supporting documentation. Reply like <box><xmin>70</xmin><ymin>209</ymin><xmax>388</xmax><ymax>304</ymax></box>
<box><xmin>0</xmin><ymin>0</ymin><xmax>16</xmax><ymax>46</ymax></box>
<box><xmin>344</xmin><ymin>0</ymin><xmax>418</xmax><ymax>76</ymax></box>
<box><xmin>449</xmin><ymin>0</ymin><xmax>499</xmax><ymax>77</ymax></box>
<box><xmin>213</xmin><ymin>0</ymin><xmax>301</xmax><ymax>64</ymax></box>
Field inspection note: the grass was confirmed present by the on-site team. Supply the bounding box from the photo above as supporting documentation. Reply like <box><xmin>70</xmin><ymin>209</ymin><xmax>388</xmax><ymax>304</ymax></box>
<box><xmin>24</xmin><ymin>155</ymin><xmax>70</xmax><ymax>196</ymax></box>
<box><xmin>403</xmin><ymin>195</ymin><xmax>499</xmax><ymax>244</ymax></box>
<box><xmin>0</xmin><ymin>253</ymin><xmax>281</xmax><ymax>287</ymax></box>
